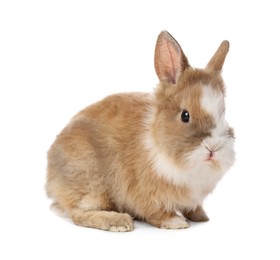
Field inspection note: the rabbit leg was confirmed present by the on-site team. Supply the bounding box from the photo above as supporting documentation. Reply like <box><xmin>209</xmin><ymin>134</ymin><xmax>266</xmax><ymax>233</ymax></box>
<box><xmin>183</xmin><ymin>205</ymin><xmax>209</xmax><ymax>222</ymax></box>
<box><xmin>52</xmin><ymin>190</ymin><xmax>134</xmax><ymax>232</ymax></box>
<box><xmin>48</xmin><ymin>176</ymin><xmax>134</xmax><ymax>231</ymax></box>
<box><xmin>145</xmin><ymin>212</ymin><xmax>189</xmax><ymax>229</ymax></box>
<box><xmin>64</xmin><ymin>191</ymin><xmax>134</xmax><ymax>232</ymax></box>
<box><xmin>69</xmin><ymin>209</ymin><xmax>134</xmax><ymax>232</ymax></box>
<box><xmin>52</xmin><ymin>188</ymin><xmax>133</xmax><ymax>231</ymax></box>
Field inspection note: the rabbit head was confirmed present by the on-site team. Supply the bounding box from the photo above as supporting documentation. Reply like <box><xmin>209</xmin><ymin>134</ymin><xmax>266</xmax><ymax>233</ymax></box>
<box><xmin>146</xmin><ymin>31</ymin><xmax>235</xmax><ymax>186</ymax></box>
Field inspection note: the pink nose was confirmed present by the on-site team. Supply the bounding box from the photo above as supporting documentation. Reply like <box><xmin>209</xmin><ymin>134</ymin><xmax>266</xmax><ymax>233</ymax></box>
<box><xmin>207</xmin><ymin>150</ymin><xmax>214</xmax><ymax>161</ymax></box>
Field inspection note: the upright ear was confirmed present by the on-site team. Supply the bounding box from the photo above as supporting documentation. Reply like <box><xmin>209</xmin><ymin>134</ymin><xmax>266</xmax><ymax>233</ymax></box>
<box><xmin>154</xmin><ymin>31</ymin><xmax>190</xmax><ymax>84</ymax></box>
<box><xmin>206</xmin><ymin>40</ymin><xmax>229</xmax><ymax>72</ymax></box>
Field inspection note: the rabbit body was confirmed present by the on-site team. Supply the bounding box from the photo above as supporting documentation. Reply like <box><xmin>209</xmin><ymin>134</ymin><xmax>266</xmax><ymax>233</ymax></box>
<box><xmin>46</xmin><ymin>31</ymin><xmax>235</xmax><ymax>231</ymax></box>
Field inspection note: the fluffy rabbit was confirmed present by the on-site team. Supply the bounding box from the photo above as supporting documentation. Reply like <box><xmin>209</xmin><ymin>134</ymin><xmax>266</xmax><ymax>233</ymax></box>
<box><xmin>46</xmin><ymin>31</ymin><xmax>235</xmax><ymax>231</ymax></box>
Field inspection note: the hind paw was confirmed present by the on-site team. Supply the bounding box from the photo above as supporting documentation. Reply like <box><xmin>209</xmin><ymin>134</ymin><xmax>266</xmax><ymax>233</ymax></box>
<box><xmin>107</xmin><ymin>213</ymin><xmax>134</xmax><ymax>232</ymax></box>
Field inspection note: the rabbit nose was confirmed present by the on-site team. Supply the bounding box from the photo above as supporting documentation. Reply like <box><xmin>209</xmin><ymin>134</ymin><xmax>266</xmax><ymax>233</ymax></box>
<box><xmin>205</xmin><ymin>147</ymin><xmax>214</xmax><ymax>159</ymax></box>
<box><xmin>205</xmin><ymin>144</ymin><xmax>221</xmax><ymax>159</ymax></box>
<box><xmin>204</xmin><ymin>141</ymin><xmax>222</xmax><ymax>153</ymax></box>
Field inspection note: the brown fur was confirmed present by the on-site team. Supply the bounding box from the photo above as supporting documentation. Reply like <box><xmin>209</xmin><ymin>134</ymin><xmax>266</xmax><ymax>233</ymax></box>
<box><xmin>46</xmin><ymin>31</ymin><xmax>231</xmax><ymax>231</ymax></box>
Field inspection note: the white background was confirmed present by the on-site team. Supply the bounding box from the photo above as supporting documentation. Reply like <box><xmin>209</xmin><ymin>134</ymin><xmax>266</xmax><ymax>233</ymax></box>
<box><xmin>1</xmin><ymin>0</ymin><xmax>279</xmax><ymax>259</ymax></box>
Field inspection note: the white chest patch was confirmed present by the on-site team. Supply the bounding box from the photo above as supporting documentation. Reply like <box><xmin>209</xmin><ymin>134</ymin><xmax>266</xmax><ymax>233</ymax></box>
<box><xmin>144</xmin><ymin>133</ymin><xmax>226</xmax><ymax>206</ymax></box>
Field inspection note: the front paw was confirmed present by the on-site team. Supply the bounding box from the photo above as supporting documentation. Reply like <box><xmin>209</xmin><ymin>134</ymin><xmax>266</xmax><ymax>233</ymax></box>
<box><xmin>184</xmin><ymin>206</ymin><xmax>209</xmax><ymax>222</ymax></box>
<box><xmin>159</xmin><ymin>216</ymin><xmax>190</xmax><ymax>229</ymax></box>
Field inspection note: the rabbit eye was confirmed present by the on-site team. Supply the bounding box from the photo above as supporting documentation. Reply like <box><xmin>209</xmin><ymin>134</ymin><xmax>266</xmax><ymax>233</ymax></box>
<box><xmin>181</xmin><ymin>110</ymin><xmax>190</xmax><ymax>123</ymax></box>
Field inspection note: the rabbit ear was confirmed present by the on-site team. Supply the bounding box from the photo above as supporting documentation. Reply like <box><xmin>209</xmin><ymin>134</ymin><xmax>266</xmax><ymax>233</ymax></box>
<box><xmin>206</xmin><ymin>40</ymin><xmax>229</xmax><ymax>72</ymax></box>
<box><xmin>155</xmin><ymin>31</ymin><xmax>190</xmax><ymax>84</ymax></box>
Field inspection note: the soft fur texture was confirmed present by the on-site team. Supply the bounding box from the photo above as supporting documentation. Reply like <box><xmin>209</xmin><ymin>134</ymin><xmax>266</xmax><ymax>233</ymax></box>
<box><xmin>46</xmin><ymin>31</ymin><xmax>235</xmax><ymax>232</ymax></box>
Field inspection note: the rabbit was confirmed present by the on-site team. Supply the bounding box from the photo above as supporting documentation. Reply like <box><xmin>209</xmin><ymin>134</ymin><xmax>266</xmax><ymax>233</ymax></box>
<box><xmin>46</xmin><ymin>31</ymin><xmax>235</xmax><ymax>232</ymax></box>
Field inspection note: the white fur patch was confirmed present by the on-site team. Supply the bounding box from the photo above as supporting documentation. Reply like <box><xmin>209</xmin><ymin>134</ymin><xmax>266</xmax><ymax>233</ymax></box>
<box><xmin>144</xmin><ymin>133</ymin><xmax>232</xmax><ymax>207</ymax></box>
<box><xmin>200</xmin><ymin>85</ymin><xmax>235</xmax><ymax>169</ymax></box>
<box><xmin>201</xmin><ymin>85</ymin><xmax>225</xmax><ymax>124</ymax></box>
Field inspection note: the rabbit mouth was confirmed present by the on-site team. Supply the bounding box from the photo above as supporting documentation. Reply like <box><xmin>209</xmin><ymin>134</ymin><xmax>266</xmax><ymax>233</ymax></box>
<box><xmin>186</xmin><ymin>135</ymin><xmax>235</xmax><ymax>168</ymax></box>
<box><xmin>205</xmin><ymin>152</ymin><xmax>215</xmax><ymax>162</ymax></box>
<box><xmin>204</xmin><ymin>154</ymin><xmax>220</xmax><ymax>169</ymax></box>
<box><xmin>202</xmin><ymin>138</ymin><xmax>235</xmax><ymax>169</ymax></box>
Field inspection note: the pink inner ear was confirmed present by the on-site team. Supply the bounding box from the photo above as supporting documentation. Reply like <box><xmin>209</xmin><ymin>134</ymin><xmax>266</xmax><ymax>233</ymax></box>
<box><xmin>155</xmin><ymin>32</ymin><xmax>184</xmax><ymax>84</ymax></box>
<box><xmin>158</xmin><ymin>41</ymin><xmax>180</xmax><ymax>84</ymax></box>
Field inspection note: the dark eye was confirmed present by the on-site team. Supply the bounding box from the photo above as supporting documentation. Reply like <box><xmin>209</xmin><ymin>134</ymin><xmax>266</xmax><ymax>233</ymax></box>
<box><xmin>181</xmin><ymin>110</ymin><xmax>190</xmax><ymax>123</ymax></box>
